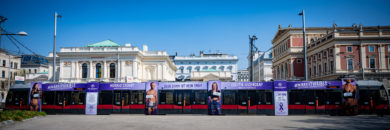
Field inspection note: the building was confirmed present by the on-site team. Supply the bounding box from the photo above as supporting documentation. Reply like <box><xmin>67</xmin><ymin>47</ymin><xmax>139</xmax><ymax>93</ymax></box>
<box><xmin>237</xmin><ymin>70</ymin><xmax>249</xmax><ymax>82</ymax></box>
<box><xmin>254</xmin><ymin>49</ymin><xmax>273</xmax><ymax>81</ymax></box>
<box><xmin>272</xmin><ymin>25</ymin><xmax>331</xmax><ymax>80</ymax></box>
<box><xmin>307</xmin><ymin>24</ymin><xmax>390</xmax><ymax>80</ymax></box>
<box><xmin>0</xmin><ymin>49</ymin><xmax>21</xmax><ymax>102</ymax></box>
<box><xmin>172</xmin><ymin>51</ymin><xmax>238</xmax><ymax>81</ymax></box>
<box><xmin>47</xmin><ymin>40</ymin><xmax>177</xmax><ymax>83</ymax></box>
<box><xmin>21</xmin><ymin>55</ymin><xmax>49</xmax><ymax>82</ymax></box>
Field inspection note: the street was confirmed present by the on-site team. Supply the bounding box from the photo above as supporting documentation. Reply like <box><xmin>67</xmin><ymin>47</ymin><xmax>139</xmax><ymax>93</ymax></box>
<box><xmin>1</xmin><ymin>115</ymin><xmax>390</xmax><ymax>130</ymax></box>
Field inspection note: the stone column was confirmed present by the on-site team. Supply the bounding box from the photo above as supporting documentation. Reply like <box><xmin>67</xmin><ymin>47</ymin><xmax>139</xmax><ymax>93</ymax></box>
<box><xmin>335</xmin><ymin>45</ymin><xmax>341</xmax><ymax>71</ymax></box>
<box><xmin>89</xmin><ymin>60</ymin><xmax>93</xmax><ymax>79</ymax></box>
<box><xmin>103</xmin><ymin>60</ymin><xmax>107</xmax><ymax>79</ymax></box>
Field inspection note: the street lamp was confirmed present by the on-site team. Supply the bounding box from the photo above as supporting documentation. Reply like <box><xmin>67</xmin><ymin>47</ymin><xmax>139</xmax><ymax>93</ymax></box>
<box><xmin>299</xmin><ymin>10</ymin><xmax>308</xmax><ymax>81</ymax></box>
<box><xmin>52</xmin><ymin>12</ymin><xmax>61</xmax><ymax>82</ymax></box>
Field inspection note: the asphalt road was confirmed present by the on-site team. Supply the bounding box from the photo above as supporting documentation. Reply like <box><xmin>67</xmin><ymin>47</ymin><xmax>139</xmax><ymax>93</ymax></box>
<box><xmin>1</xmin><ymin>115</ymin><xmax>390</xmax><ymax>130</ymax></box>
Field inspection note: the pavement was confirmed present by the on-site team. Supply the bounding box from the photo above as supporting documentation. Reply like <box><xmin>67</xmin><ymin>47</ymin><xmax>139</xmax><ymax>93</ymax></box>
<box><xmin>1</xmin><ymin>114</ymin><xmax>390</xmax><ymax>130</ymax></box>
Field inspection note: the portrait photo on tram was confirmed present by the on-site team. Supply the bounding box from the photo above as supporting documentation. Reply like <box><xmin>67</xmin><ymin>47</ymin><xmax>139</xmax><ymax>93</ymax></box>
<box><xmin>208</xmin><ymin>81</ymin><xmax>221</xmax><ymax>115</ymax></box>
<box><xmin>342</xmin><ymin>78</ymin><xmax>358</xmax><ymax>116</ymax></box>
<box><xmin>30</xmin><ymin>82</ymin><xmax>42</xmax><ymax>111</ymax></box>
<box><xmin>145</xmin><ymin>82</ymin><xmax>158</xmax><ymax>115</ymax></box>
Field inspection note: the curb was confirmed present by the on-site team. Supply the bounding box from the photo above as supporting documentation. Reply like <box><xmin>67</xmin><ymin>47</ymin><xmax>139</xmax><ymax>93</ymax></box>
<box><xmin>0</xmin><ymin>116</ymin><xmax>45</xmax><ymax>127</ymax></box>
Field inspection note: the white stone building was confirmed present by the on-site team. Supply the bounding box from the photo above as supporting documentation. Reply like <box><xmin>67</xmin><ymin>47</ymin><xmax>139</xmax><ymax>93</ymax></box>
<box><xmin>47</xmin><ymin>40</ymin><xmax>177</xmax><ymax>83</ymax></box>
<box><xmin>254</xmin><ymin>49</ymin><xmax>273</xmax><ymax>81</ymax></box>
<box><xmin>237</xmin><ymin>70</ymin><xmax>249</xmax><ymax>82</ymax></box>
<box><xmin>0</xmin><ymin>49</ymin><xmax>21</xmax><ymax>102</ymax></box>
<box><xmin>172</xmin><ymin>51</ymin><xmax>238</xmax><ymax>81</ymax></box>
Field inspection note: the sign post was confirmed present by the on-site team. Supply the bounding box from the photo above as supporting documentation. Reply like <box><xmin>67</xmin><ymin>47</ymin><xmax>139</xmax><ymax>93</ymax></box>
<box><xmin>274</xmin><ymin>80</ymin><xmax>288</xmax><ymax>116</ymax></box>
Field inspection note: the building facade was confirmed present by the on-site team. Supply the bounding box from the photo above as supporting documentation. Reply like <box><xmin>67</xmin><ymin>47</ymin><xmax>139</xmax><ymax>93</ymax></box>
<box><xmin>237</xmin><ymin>70</ymin><xmax>249</xmax><ymax>82</ymax></box>
<box><xmin>272</xmin><ymin>25</ymin><xmax>331</xmax><ymax>80</ymax></box>
<box><xmin>0</xmin><ymin>49</ymin><xmax>21</xmax><ymax>102</ymax></box>
<box><xmin>307</xmin><ymin>25</ymin><xmax>390</xmax><ymax>80</ymax></box>
<box><xmin>254</xmin><ymin>49</ymin><xmax>273</xmax><ymax>81</ymax></box>
<box><xmin>47</xmin><ymin>40</ymin><xmax>177</xmax><ymax>83</ymax></box>
<box><xmin>172</xmin><ymin>51</ymin><xmax>238</xmax><ymax>81</ymax></box>
<box><xmin>21</xmin><ymin>55</ymin><xmax>49</xmax><ymax>82</ymax></box>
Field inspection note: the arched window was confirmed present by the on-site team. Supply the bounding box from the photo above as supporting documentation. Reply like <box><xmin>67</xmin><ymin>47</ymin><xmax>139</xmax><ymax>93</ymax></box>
<box><xmin>96</xmin><ymin>63</ymin><xmax>102</xmax><ymax>78</ymax></box>
<box><xmin>110</xmin><ymin>63</ymin><xmax>115</xmax><ymax>78</ymax></box>
<box><xmin>82</xmin><ymin>63</ymin><xmax>88</xmax><ymax>78</ymax></box>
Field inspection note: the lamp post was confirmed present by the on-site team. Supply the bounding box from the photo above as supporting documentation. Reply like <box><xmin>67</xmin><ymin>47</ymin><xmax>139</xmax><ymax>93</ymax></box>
<box><xmin>52</xmin><ymin>12</ymin><xmax>61</xmax><ymax>82</ymax></box>
<box><xmin>299</xmin><ymin>10</ymin><xmax>308</xmax><ymax>81</ymax></box>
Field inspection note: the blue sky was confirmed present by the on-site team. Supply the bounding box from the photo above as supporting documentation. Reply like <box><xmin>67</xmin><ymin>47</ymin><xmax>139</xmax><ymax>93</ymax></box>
<box><xmin>1</xmin><ymin>0</ymin><xmax>390</xmax><ymax>69</ymax></box>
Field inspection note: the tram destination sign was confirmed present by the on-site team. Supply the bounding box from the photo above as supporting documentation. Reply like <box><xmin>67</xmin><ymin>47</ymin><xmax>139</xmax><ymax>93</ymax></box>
<box><xmin>221</xmin><ymin>82</ymin><xmax>273</xmax><ymax>90</ymax></box>
<box><xmin>158</xmin><ymin>82</ymin><xmax>207</xmax><ymax>90</ymax></box>
<box><xmin>288</xmin><ymin>81</ymin><xmax>342</xmax><ymax>89</ymax></box>
<box><xmin>99</xmin><ymin>83</ymin><xmax>145</xmax><ymax>90</ymax></box>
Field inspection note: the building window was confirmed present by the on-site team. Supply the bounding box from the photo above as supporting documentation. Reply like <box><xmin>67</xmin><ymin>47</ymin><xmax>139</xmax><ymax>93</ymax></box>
<box><xmin>347</xmin><ymin>58</ymin><xmax>354</xmax><ymax>71</ymax></box>
<box><xmin>14</xmin><ymin>63</ymin><xmax>17</xmax><ymax>69</ymax></box>
<box><xmin>330</xmin><ymin>61</ymin><xmax>334</xmax><ymax>72</ymax></box>
<box><xmin>34</xmin><ymin>69</ymin><xmax>37</xmax><ymax>73</ymax></box>
<box><xmin>297</xmin><ymin>59</ymin><xmax>302</xmax><ymax>63</ymax></box>
<box><xmin>347</xmin><ymin>46</ymin><xmax>353</xmax><ymax>52</ymax></box>
<box><xmin>96</xmin><ymin>63</ymin><xmax>102</xmax><ymax>78</ymax></box>
<box><xmin>1</xmin><ymin>82</ymin><xmax>4</xmax><ymax>89</ymax></box>
<box><xmin>388</xmin><ymin>58</ymin><xmax>390</xmax><ymax>69</ymax></box>
<box><xmin>369</xmin><ymin>46</ymin><xmax>375</xmax><ymax>52</ymax></box>
<box><xmin>2</xmin><ymin>71</ymin><xmax>4</xmax><ymax>78</ymax></box>
<box><xmin>2</xmin><ymin>60</ymin><xmax>5</xmax><ymax>67</ymax></box>
<box><xmin>369</xmin><ymin>58</ymin><xmax>375</xmax><ymax>69</ymax></box>
<box><xmin>318</xmin><ymin>64</ymin><xmax>322</xmax><ymax>74</ymax></box>
<box><xmin>10</xmin><ymin>62</ymin><xmax>13</xmax><ymax>68</ymax></box>
<box><xmin>110</xmin><ymin>63</ymin><xmax>115</xmax><ymax>78</ymax></box>
<box><xmin>324</xmin><ymin>63</ymin><xmax>327</xmax><ymax>73</ymax></box>
<box><xmin>29</xmin><ymin>69</ymin><xmax>31</xmax><ymax>73</ymax></box>
<box><xmin>388</xmin><ymin>46</ymin><xmax>390</xmax><ymax>51</ymax></box>
<box><xmin>314</xmin><ymin>66</ymin><xmax>316</xmax><ymax>75</ymax></box>
<box><xmin>82</xmin><ymin>63</ymin><xmax>88</xmax><ymax>78</ymax></box>
<box><xmin>329</xmin><ymin>49</ymin><xmax>333</xmax><ymax>54</ymax></box>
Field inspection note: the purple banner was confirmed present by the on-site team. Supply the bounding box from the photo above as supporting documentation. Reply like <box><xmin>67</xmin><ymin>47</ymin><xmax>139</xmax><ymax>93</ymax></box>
<box><xmin>221</xmin><ymin>82</ymin><xmax>273</xmax><ymax>90</ymax></box>
<box><xmin>99</xmin><ymin>83</ymin><xmax>145</xmax><ymax>90</ymax></box>
<box><xmin>274</xmin><ymin>80</ymin><xmax>287</xmax><ymax>91</ymax></box>
<box><xmin>287</xmin><ymin>81</ymin><xmax>342</xmax><ymax>89</ymax></box>
<box><xmin>86</xmin><ymin>82</ymin><xmax>99</xmax><ymax>92</ymax></box>
<box><xmin>158</xmin><ymin>82</ymin><xmax>207</xmax><ymax>90</ymax></box>
<box><xmin>42</xmin><ymin>83</ymin><xmax>87</xmax><ymax>91</ymax></box>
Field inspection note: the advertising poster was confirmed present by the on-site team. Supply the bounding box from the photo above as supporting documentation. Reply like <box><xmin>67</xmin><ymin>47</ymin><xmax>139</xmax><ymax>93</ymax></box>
<box><xmin>341</xmin><ymin>78</ymin><xmax>358</xmax><ymax>115</ymax></box>
<box><xmin>274</xmin><ymin>80</ymin><xmax>288</xmax><ymax>116</ymax></box>
<box><xmin>208</xmin><ymin>81</ymin><xmax>221</xmax><ymax>115</ymax></box>
<box><xmin>29</xmin><ymin>82</ymin><xmax>42</xmax><ymax>111</ymax></box>
<box><xmin>86</xmin><ymin>82</ymin><xmax>99</xmax><ymax>115</ymax></box>
<box><xmin>145</xmin><ymin>81</ymin><xmax>158</xmax><ymax>115</ymax></box>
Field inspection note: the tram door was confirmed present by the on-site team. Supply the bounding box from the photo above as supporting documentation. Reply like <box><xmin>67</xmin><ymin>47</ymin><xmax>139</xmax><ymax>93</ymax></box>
<box><xmin>256</xmin><ymin>90</ymin><xmax>274</xmax><ymax>115</ymax></box>
<box><xmin>358</xmin><ymin>89</ymin><xmax>381</xmax><ymax>114</ymax></box>
<box><xmin>174</xmin><ymin>90</ymin><xmax>192</xmax><ymax>114</ymax></box>
<box><xmin>71</xmin><ymin>91</ymin><xmax>86</xmax><ymax>114</ymax></box>
<box><xmin>304</xmin><ymin>90</ymin><xmax>316</xmax><ymax>114</ymax></box>
<box><xmin>113</xmin><ymin>90</ymin><xmax>131</xmax><ymax>113</ymax></box>
<box><xmin>237</xmin><ymin>90</ymin><xmax>257</xmax><ymax>114</ymax></box>
<box><xmin>325</xmin><ymin>90</ymin><xmax>342</xmax><ymax>115</ymax></box>
<box><xmin>55</xmin><ymin>91</ymin><xmax>72</xmax><ymax>113</ymax></box>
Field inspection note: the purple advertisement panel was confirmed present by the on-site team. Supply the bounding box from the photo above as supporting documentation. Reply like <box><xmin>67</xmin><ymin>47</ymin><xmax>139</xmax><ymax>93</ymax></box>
<box><xmin>221</xmin><ymin>82</ymin><xmax>273</xmax><ymax>90</ymax></box>
<box><xmin>287</xmin><ymin>81</ymin><xmax>342</xmax><ymax>90</ymax></box>
<box><xmin>145</xmin><ymin>81</ymin><xmax>158</xmax><ymax>115</ymax></box>
<box><xmin>30</xmin><ymin>82</ymin><xmax>42</xmax><ymax>111</ymax></box>
<box><xmin>208</xmin><ymin>81</ymin><xmax>221</xmax><ymax>115</ymax></box>
<box><xmin>86</xmin><ymin>82</ymin><xmax>99</xmax><ymax>92</ymax></box>
<box><xmin>274</xmin><ymin>80</ymin><xmax>288</xmax><ymax>91</ymax></box>
<box><xmin>41</xmin><ymin>83</ymin><xmax>87</xmax><ymax>91</ymax></box>
<box><xmin>341</xmin><ymin>78</ymin><xmax>358</xmax><ymax>115</ymax></box>
<box><xmin>99</xmin><ymin>83</ymin><xmax>145</xmax><ymax>90</ymax></box>
<box><xmin>158</xmin><ymin>82</ymin><xmax>207</xmax><ymax>90</ymax></box>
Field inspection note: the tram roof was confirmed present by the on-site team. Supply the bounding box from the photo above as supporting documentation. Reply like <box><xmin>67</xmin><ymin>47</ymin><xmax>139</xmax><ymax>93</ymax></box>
<box><xmin>356</xmin><ymin>80</ymin><xmax>383</xmax><ymax>87</ymax></box>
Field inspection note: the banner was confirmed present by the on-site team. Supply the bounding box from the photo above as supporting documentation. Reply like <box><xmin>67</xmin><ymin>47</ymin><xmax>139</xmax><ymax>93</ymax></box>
<box><xmin>158</xmin><ymin>82</ymin><xmax>207</xmax><ymax>90</ymax></box>
<box><xmin>85</xmin><ymin>92</ymin><xmax>98</xmax><ymax>115</ymax></box>
<box><xmin>221</xmin><ymin>82</ymin><xmax>273</xmax><ymax>90</ymax></box>
<box><xmin>274</xmin><ymin>80</ymin><xmax>288</xmax><ymax>116</ymax></box>
<box><xmin>145</xmin><ymin>82</ymin><xmax>158</xmax><ymax>115</ymax></box>
<box><xmin>99</xmin><ymin>83</ymin><xmax>145</xmax><ymax>90</ymax></box>
<box><xmin>287</xmin><ymin>81</ymin><xmax>342</xmax><ymax>89</ymax></box>
<box><xmin>42</xmin><ymin>83</ymin><xmax>87</xmax><ymax>91</ymax></box>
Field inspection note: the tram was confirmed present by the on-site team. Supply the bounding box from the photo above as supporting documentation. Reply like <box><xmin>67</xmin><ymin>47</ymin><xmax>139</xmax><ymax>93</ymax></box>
<box><xmin>287</xmin><ymin>81</ymin><xmax>343</xmax><ymax>115</ymax></box>
<box><xmin>356</xmin><ymin>80</ymin><xmax>390</xmax><ymax>115</ymax></box>
<box><xmin>5</xmin><ymin>84</ymin><xmax>30</xmax><ymax>110</ymax></box>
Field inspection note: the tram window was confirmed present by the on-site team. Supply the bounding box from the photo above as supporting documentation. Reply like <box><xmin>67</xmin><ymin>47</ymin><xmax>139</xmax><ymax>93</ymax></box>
<box><xmin>42</xmin><ymin>91</ymin><xmax>55</xmax><ymax>105</ymax></box>
<box><xmin>114</xmin><ymin>92</ymin><xmax>121</xmax><ymax>105</ymax></box>
<box><xmin>130</xmin><ymin>91</ymin><xmax>144</xmax><ymax>104</ymax></box>
<box><xmin>194</xmin><ymin>90</ymin><xmax>207</xmax><ymax>105</ymax></box>
<box><xmin>265</xmin><ymin>92</ymin><xmax>273</xmax><ymax>105</ymax></box>
<box><xmin>248</xmin><ymin>91</ymin><xmax>257</xmax><ymax>106</ymax></box>
<box><xmin>222</xmin><ymin>90</ymin><xmax>236</xmax><ymax>105</ymax></box>
<box><xmin>72</xmin><ymin>91</ymin><xmax>85</xmax><ymax>105</ymax></box>
<box><xmin>159</xmin><ymin>91</ymin><xmax>173</xmax><ymax>104</ymax></box>
<box><xmin>238</xmin><ymin>91</ymin><xmax>247</xmax><ymax>105</ymax></box>
<box><xmin>289</xmin><ymin>90</ymin><xmax>304</xmax><ymax>105</ymax></box>
<box><xmin>315</xmin><ymin>91</ymin><xmax>326</xmax><ymax>105</ymax></box>
<box><xmin>5</xmin><ymin>91</ymin><xmax>14</xmax><ymax>105</ymax></box>
<box><xmin>99</xmin><ymin>91</ymin><xmax>112</xmax><ymax>105</ymax></box>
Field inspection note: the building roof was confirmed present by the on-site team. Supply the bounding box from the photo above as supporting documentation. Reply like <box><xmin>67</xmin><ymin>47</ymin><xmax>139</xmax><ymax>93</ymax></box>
<box><xmin>200</xmin><ymin>69</ymin><xmax>218</xmax><ymax>72</ymax></box>
<box><xmin>87</xmin><ymin>40</ymin><xmax>121</xmax><ymax>47</ymax></box>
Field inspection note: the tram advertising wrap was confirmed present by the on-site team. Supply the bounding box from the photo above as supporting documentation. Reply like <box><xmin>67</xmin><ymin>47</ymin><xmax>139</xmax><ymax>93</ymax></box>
<box><xmin>146</xmin><ymin>82</ymin><xmax>158</xmax><ymax>115</ymax></box>
<box><xmin>29</xmin><ymin>82</ymin><xmax>42</xmax><ymax>111</ymax></box>
<box><xmin>274</xmin><ymin>81</ymin><xmax>288</xmax><ymax>116</ymax></box>
<box><xmin>208</xmin><ymin>81</ymin><xmax>221</xmax><ymax>115</ymax></box>
<box><xmin>342</xmin><ymin>78</ymin><xmax>358</xmax><ymax>115</ymax></box>
<box><xmin>86</xmin><ymin>82</ymin><xmax>99</xmax><ymax>115</ymax></box>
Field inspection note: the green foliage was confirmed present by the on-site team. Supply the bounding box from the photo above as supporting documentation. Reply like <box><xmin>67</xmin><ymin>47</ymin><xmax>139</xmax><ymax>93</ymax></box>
<box><xmin>0</xmin><ymin>110</ymin><xmax>46</xmax><ymax>122</ymax></box>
